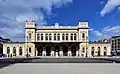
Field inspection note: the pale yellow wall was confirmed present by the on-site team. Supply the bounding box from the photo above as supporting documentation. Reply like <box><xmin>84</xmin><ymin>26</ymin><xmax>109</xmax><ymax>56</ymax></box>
<box><xmin>79</xmin><ymin>42</ymin><xmax>89</xmax><ymax>57</ymax></box>
<box><xmin>25</xmin><ymin>42</ymin><xmax>35</xmax><ymax>56</ymax></box>
<box><xmin>3</xmin><ymin>43</ymin><xmax>25</xmax><ymax>57</ymax></box>
<box><xmin>88</xmin><ymin>43</ymin><xmax>111</xmax><ymax>57</ymax></box>
<box><xmin>25</xmin><ymin>21</ymin><xmax>36</xmax><ymax>42</ymax></box>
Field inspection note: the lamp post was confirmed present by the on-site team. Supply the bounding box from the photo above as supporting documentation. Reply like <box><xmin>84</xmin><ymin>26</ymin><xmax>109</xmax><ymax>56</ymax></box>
<box><xmin>86</xmin><ymin>36</ymin><xmax>88</xmax><ymax>58</ymax></box>
<box><xmin>26</xmin><ymin>36</ymin><xmax>28</xmax><ymax>57</ymax></box>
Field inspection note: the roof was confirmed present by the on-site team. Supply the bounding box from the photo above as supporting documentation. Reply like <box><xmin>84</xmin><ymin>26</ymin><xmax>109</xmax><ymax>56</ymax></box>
<box><xmin>89</xmin><ymin>42</ymin><xmax>110</xmax><ymax>44</ymax></box>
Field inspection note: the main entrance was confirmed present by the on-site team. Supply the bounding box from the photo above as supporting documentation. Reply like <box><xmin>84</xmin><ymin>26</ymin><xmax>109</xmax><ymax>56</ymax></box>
<box><xmin>36</xmin><ymin>43</ymin><xmax>79</xmax><ymax>57</ymax></box>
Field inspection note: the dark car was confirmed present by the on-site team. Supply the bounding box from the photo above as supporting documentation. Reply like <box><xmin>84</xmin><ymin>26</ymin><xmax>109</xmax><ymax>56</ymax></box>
<box><xmin>0</xmin><ymin>53</ymin><xmax>7</xmax><ymax>57</ymax></box>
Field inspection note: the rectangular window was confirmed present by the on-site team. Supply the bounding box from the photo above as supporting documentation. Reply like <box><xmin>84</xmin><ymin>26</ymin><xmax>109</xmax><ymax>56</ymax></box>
<box><xmin>54</xmin><ymin>35</ymin><xmax>56</xmax><ymax>40</ymax></box>
<box><xmin>28</xmin><ymin>33</ymin><xmax>31</xmax><ymax>41</ymax></box>
<box><xmin>62</xmin><ymin>35</ymin><xmax>64</xmax><ymax>40</ymax></box>
<box><xmin>57</xmin><ymin>36</ymin><xmax>60</xmax><ymax>40</ymax></box>
<box><xmin>66</xmin><ymin>34</ymin><xmax>68</xmax><ymax>40</ymax></box>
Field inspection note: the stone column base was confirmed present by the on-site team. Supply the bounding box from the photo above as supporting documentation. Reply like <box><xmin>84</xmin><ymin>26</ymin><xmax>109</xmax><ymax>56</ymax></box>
<box><xmin>51</xmin><ymin>51</ymin><xmax>54</xmax><ymax>56</ymax></box>
<box><xmin>59</xmin><ymin>51</ymin><xmax>63</xmax><ymax>56</ymax></box>
<box><xmin>42</xmin><ymin>51</ymin><xmax>46</xmax><ymax>56</ymax></box>
<box><xmin>68</xmin><ymin>51</ymin><xmax>71</xmax><ymax>56</ymax></box>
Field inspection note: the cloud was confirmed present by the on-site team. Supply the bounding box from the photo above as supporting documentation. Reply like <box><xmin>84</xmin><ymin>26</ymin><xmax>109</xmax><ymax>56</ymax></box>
<box><xmin>0</xmin><ymin>0</ymin><xmax>73</xmax><ymax>41</ymax></box>
<box><xmin>100</xmin><ymin>0</ymin><xmax>120</xmax><ymax>16</ymax></box>
<box><xmin>91</xmin><ymin>25</ymin><xmax>120</xmax><ymax>40</ymax></box>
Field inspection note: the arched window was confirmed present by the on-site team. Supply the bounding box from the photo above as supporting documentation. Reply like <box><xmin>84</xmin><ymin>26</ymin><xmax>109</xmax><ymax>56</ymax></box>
<box><xmin>98</xmin><ymin>47</ymin><xmax>100</xmax><ymax>56</ymax></box>
<box><xmin>66</xmin><ymin>34</ymin><xmax>68</xmax><ymax>40</ymax></box>
<box><xmin>37</xmin><ymin>33</ymin><xmax>40</xmax><ymax>41</ymax></box>
<box><xmin>82</xmin><ymin>47</ymin><xmax>85</xmax><ymax>53</ymax></box>
<box><xmin>104</xmin><ymin>47</ymin><xmax>107</xmax><ymax>56</ymax></box>
<box><xmin>7</xmin><ymin>47</ymin><xmax>10</xmax><ymax>54</ymax></box>
<box><xmin>91</xmin><ymin>47</ymin><xmax>94</xmax><ymax>56</ymax></box>
<box><xmin>82</xmin><ymin>33</ymin><xmax>85</xmax><ymax>39</ymax></box>
<box><xmin>45</xmin><ymin>34</ymin><xmax>48</xmax><ymax>40</ymax></box>
<box><xmin>71</xmin><ymin>34</ymin><xmax>73</xmax><ymax>40</ymax></box>
<box><xmin>49</xmin><ymin>33</ymin><xmax>52</xmax><ymax>40</ymax></box>
<box><xmin>57</xmin><ymin>34</ymin><xmax>60</xmax><ymax>40</ymax></box>
<box><xmin>41</xmin><ymin>34</ymin><xmax>43</xmax><ymax>40</ymax></box>
<box><xmin>62</xmin><ymin>34</ymin><xmax>65</xmax><ymax>40</ymax></box>
<box><xmin>13</xmin><ymin>47</ymin><xmax>16</xmax><ymax>55</ymax></box>
<box><xmin>29</xmin><ymin>47</ymin><xmax>31</xmax><ymax>53</ymax></box>
<box><xmin>54</xmin><ymin>34</ymin><xmax>56</xmax><ymax>40</ymax></box>
<box><xmin>74</xmin><ymin>33</ymin><xmax>77</xmax><ymax>40</ymax></box>
<box><xmin>19</xmin><ymin>47</ymin><xmax>22</xmax><ymax>55</ymax></box>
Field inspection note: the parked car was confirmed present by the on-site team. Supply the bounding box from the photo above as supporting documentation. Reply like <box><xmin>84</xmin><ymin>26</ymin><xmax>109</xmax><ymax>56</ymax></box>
<box><xmin>0</xmin><ymin>53</ymin><xmax>7</xmax><ymax>57</ymax></box>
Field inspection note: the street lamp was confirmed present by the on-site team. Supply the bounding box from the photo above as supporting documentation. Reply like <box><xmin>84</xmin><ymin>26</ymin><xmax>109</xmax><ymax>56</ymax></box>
<box><xmin>86</xmin><ymin>36</ymin><xmax>88</xmax><ymax>58</ymax></box>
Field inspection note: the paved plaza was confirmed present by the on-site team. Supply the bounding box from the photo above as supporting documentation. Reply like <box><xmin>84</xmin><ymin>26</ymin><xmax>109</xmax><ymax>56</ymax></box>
<box><xmin>0</xmin><ymin>63</ymin><xmax>120</xmax><ymax>74</ymax></box>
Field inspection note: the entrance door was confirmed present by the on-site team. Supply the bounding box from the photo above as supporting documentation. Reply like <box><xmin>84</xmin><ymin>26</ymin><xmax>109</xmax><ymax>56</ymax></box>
<box><xmin>37</xmin><ymin>45</ymin><xmax>43</xmax><ymax>56</ymax></box>
<box><xmin>54</xmin><ymin>45</ymin><xmax>59</xmax><ymax>56</ymax></box>
<box><xmin>63</xmin><ymin>46</ymin><xmax>68</xmax><ymax>56</ymax></box>
<box><xmin>46</xmin><ymin>45</ymin><xmax>51</xmax><ymax>56</ymax></box>
<box><xmin>71</xmin><ymin>45</ymin><xmax>76</xmax><ymax>56</ymax></box>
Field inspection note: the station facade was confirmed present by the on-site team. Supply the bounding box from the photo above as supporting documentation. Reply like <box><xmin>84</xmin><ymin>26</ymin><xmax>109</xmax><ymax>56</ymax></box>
<box><xmin>3</xmin><ymin>21</ymin><xmax>111</xmax><ymax>57</ymax></box>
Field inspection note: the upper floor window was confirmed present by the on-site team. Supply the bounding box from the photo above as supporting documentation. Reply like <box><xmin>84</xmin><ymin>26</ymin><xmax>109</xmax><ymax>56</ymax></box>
<box><xmin>37</xmin><ymin>33</ymin><xmax>40</xmax><ymax>41</ymax></box>
<box><xmin>66</xmin><ymin>34</ymin><xmax>68</xmax><ymax>40</ymax></box>
<box><xmin>82</xmin><ymin>33</ymin><xmax>85</xmax><ymax>39</ymax></box>
<box><xmin>62</xmin><ymin>34</ymin><xmax>65</xmax><ymax>40</ymax></box>
<box><xmin>57</xmin><ymin>34</ymin><xmax>60</xmax><ymax>40</ymax></box>
<box><xmin>54</xmin><ymin>34</ymin><xmax>56</xmax><ymax>40</ymax></box>
<box><xmin>74</xmin><ymin>34</ymin><xmax>77</xmax><ymax>40</ymax></box>
<box><xmin>41</xmin><ymin>34</ymin><xmax>43</xmax><ymax>40</ymax></box>
<box><xmin>28</xmin><ymin>33</ymin><xmax>32</xmax><ymax>41</ymax></box>
<box><xmin>71</xmin><ymin>34</ymin><xmax>73</xmax><ymax>40</ymax></box>
<box><xmin>45</xmin><ymin>34</ymin><xmax>48</xmax><ymax>40</ymax></box>
<box><xmin>49</xmin><ymin>33</ymin><xmax>52</xmax><ymax>40</ymax></box>
<box><xmin>7</xmin><ymin>47</ymin><xmax>10</xmax><ymax>54</ymax></box>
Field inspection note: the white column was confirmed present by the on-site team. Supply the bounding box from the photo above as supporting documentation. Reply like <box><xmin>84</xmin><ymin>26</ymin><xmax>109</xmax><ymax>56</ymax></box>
<box><xmin>68</xmin><ymin>51</ymin><xmax>72</xmax><ymax>56</ymax></box>
<box><xmin>51</xmin><ymin>51</ymin><xmax>54</xmax><ymax>56</ymax></box>
<box><xmin>76</xmin><ymin>51</ymin><xmax>78</xmax><ymax>56</ymax></box>
<box><xmin>59</xmin><ymin>51</ymin><xmax>63</xmax><ymax>56</ymax></box>
<box><xmin>42</xmin><ymin>51</ymin><xmax>46</xmax><ymax>56</ymax></box>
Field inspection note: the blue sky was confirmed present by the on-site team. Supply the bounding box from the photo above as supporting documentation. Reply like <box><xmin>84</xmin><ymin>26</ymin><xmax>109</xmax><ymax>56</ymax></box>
<box><xmin>0</xmin><ymin>0</ymin><xmax>120</xmax><ymax>41</ymax></box>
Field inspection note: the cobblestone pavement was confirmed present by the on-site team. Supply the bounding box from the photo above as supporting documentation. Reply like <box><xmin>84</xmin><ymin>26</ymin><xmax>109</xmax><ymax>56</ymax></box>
<box><xmin>0</xmin><ymin>63</ymin><xmax>120</xmax><ymax>74</ymax></box>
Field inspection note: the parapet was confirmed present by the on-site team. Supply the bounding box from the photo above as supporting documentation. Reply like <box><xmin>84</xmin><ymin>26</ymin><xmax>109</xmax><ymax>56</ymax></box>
<box><xmin>78</xmin><ymin>22</ymin><xmax>89</xmax><ymax>29</ymax></box>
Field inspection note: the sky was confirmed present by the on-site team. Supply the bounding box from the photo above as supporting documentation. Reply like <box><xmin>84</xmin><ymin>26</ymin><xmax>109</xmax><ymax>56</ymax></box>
<box><xmin>0</xmin><ymin>0</ymin><xmax>120</xmax><ymax>41</ymax></box>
